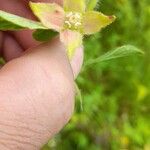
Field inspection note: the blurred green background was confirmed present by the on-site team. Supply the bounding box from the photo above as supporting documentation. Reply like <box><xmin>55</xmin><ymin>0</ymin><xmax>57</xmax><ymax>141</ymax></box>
<box><xmin>44</xmin><ymin>0</ymin><xmax>150</xmax><ymax>149</ymax></box>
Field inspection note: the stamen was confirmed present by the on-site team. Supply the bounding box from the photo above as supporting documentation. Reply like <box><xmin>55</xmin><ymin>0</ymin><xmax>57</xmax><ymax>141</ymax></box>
<box><xmin>66</xmin><ymin>12</ymin><xmax>73</xmax><ymax>18</ymax></box>
<box><xmin>65</xmin><ymin>21</ymin><xmax>72</xmax><ymax>28</ymax></box>
<box><xmin>75</xmin><ymin>22</ymin><xmax>82</xmax><ymax>27</ymax></box>
<box><xmin>75</xmin><ymin>13</ymin><xmax>81</xmax><ymax>19</ymax></box>
<box><xmin>64</xmin><ymin>12</ymin><xmax>82</xmax><ymax>30</ymax></box>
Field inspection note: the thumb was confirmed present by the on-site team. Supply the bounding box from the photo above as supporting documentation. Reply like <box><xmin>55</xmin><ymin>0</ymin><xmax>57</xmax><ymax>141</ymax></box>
<box><xmin>0</xmin><ymin>39</ymin><xmax>83</xmax><ymax>149</ymax></box>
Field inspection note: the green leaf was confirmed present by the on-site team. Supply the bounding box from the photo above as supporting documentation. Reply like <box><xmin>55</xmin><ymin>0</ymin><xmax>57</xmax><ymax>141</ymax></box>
<box><xmin>0</xmin><ymin>10</ymin><xmax>47</xmax><ymax>30</ymax></box>
<box><xmin>84</xmin><ymin>45</ymin><xmax>144</xmax><ymax>66</ymax></box>
<box><xmin>86</xmin><ymin>0</ymin><xmax>98</xmax><ymax>10</ymax></box>
<box><xmin>0</xmin><ymin>57</ymin><xmax>5</xmax><ymax>65</ymax></box>
<box><xmin>33</xmin><ymin>29</ymin><xmax>58</xmax><ymax>42</ymax></box>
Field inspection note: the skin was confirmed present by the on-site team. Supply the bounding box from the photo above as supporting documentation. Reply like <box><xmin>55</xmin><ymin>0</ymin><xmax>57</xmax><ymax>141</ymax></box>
<box><xmin>0</xmin><ymin>0</ymin><xmax>83</xmax><ymax>149</ymax></box>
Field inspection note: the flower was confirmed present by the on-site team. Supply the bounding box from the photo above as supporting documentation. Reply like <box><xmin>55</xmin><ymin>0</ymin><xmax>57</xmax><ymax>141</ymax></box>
<box><xmin>29</xmin><ymin>0</ymin><xmax>116</xmax><ymax>59</ymax></box>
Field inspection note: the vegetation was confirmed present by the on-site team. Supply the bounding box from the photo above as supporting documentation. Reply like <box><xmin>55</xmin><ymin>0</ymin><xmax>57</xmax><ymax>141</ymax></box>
<box><xmin>42</xmin><ymin>0</ymin><xmax>150</xmax><ymax>149</ymax></box>
<box><xmin>0</xmin><ymin>0</ymin><xmax>149</xmax><ymax>149</ymax></box>
<box><xmin>0</xmin><ymin>0</ymin><xmax>147</xmax><ymax>149</ymax></box>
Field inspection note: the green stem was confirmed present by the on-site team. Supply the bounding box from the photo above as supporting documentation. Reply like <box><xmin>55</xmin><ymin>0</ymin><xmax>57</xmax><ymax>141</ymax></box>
<box><xmin>74</xmin><ymin>82</ymin><xmax>83</xmax><ymax>111</ymax></box>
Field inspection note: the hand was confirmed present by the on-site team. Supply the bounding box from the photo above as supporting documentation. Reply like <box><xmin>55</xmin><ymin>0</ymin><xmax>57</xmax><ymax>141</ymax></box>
<box><xmin>0</xmin><ymin>0</ymin><xmax>83</xmax><ymax>149</ymax></box>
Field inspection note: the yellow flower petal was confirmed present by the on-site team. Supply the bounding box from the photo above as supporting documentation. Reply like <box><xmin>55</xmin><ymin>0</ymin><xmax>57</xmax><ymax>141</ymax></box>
<box><xmin>83</xmin><ymin>11</ymin><xmax>116</xmax><ymax>34</ymax></box>
<box><xmin>29</xmin><ymin>2</ymin><xmax>65</xmax><ymax>31</ymax></box>
<box><xmin>60</xmin><ymin>30</ymin><xmax>83</xmax><ymax>59</ymax></box>
<box><xmin>63</xmin><ymin>0</ymin><xmax>86</xmax><ymax>13</ymax></box>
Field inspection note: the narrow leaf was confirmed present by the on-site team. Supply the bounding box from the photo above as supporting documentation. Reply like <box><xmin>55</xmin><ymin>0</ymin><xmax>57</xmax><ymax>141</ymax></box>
<box><xmin>0</xmin><ymin>10</ymin><xmax>47</xmax><ymax>30</ymax></box>
<box><xmin>33</xmin><ymin>29</ymin><xmax>58</xmax><ymax>42</ymax></box>
<box><xmin>84</xmin><ymin>45</ymin><xmax>144</xmax><ymax>66</ymax></box>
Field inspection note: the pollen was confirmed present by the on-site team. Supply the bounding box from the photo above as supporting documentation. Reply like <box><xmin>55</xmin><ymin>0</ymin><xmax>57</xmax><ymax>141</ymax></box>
<box><xmin>64</xmin><ymin>12</ymin><xmax>82</xmax><ymax>30</ymax></box>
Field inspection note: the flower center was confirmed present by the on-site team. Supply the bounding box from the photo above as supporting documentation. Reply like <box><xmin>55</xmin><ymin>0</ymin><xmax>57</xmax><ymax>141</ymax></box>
<box><xmin>64</xmin><ymin>12</ymin><xmax>82</xmax><ymax>30</ymax></box>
